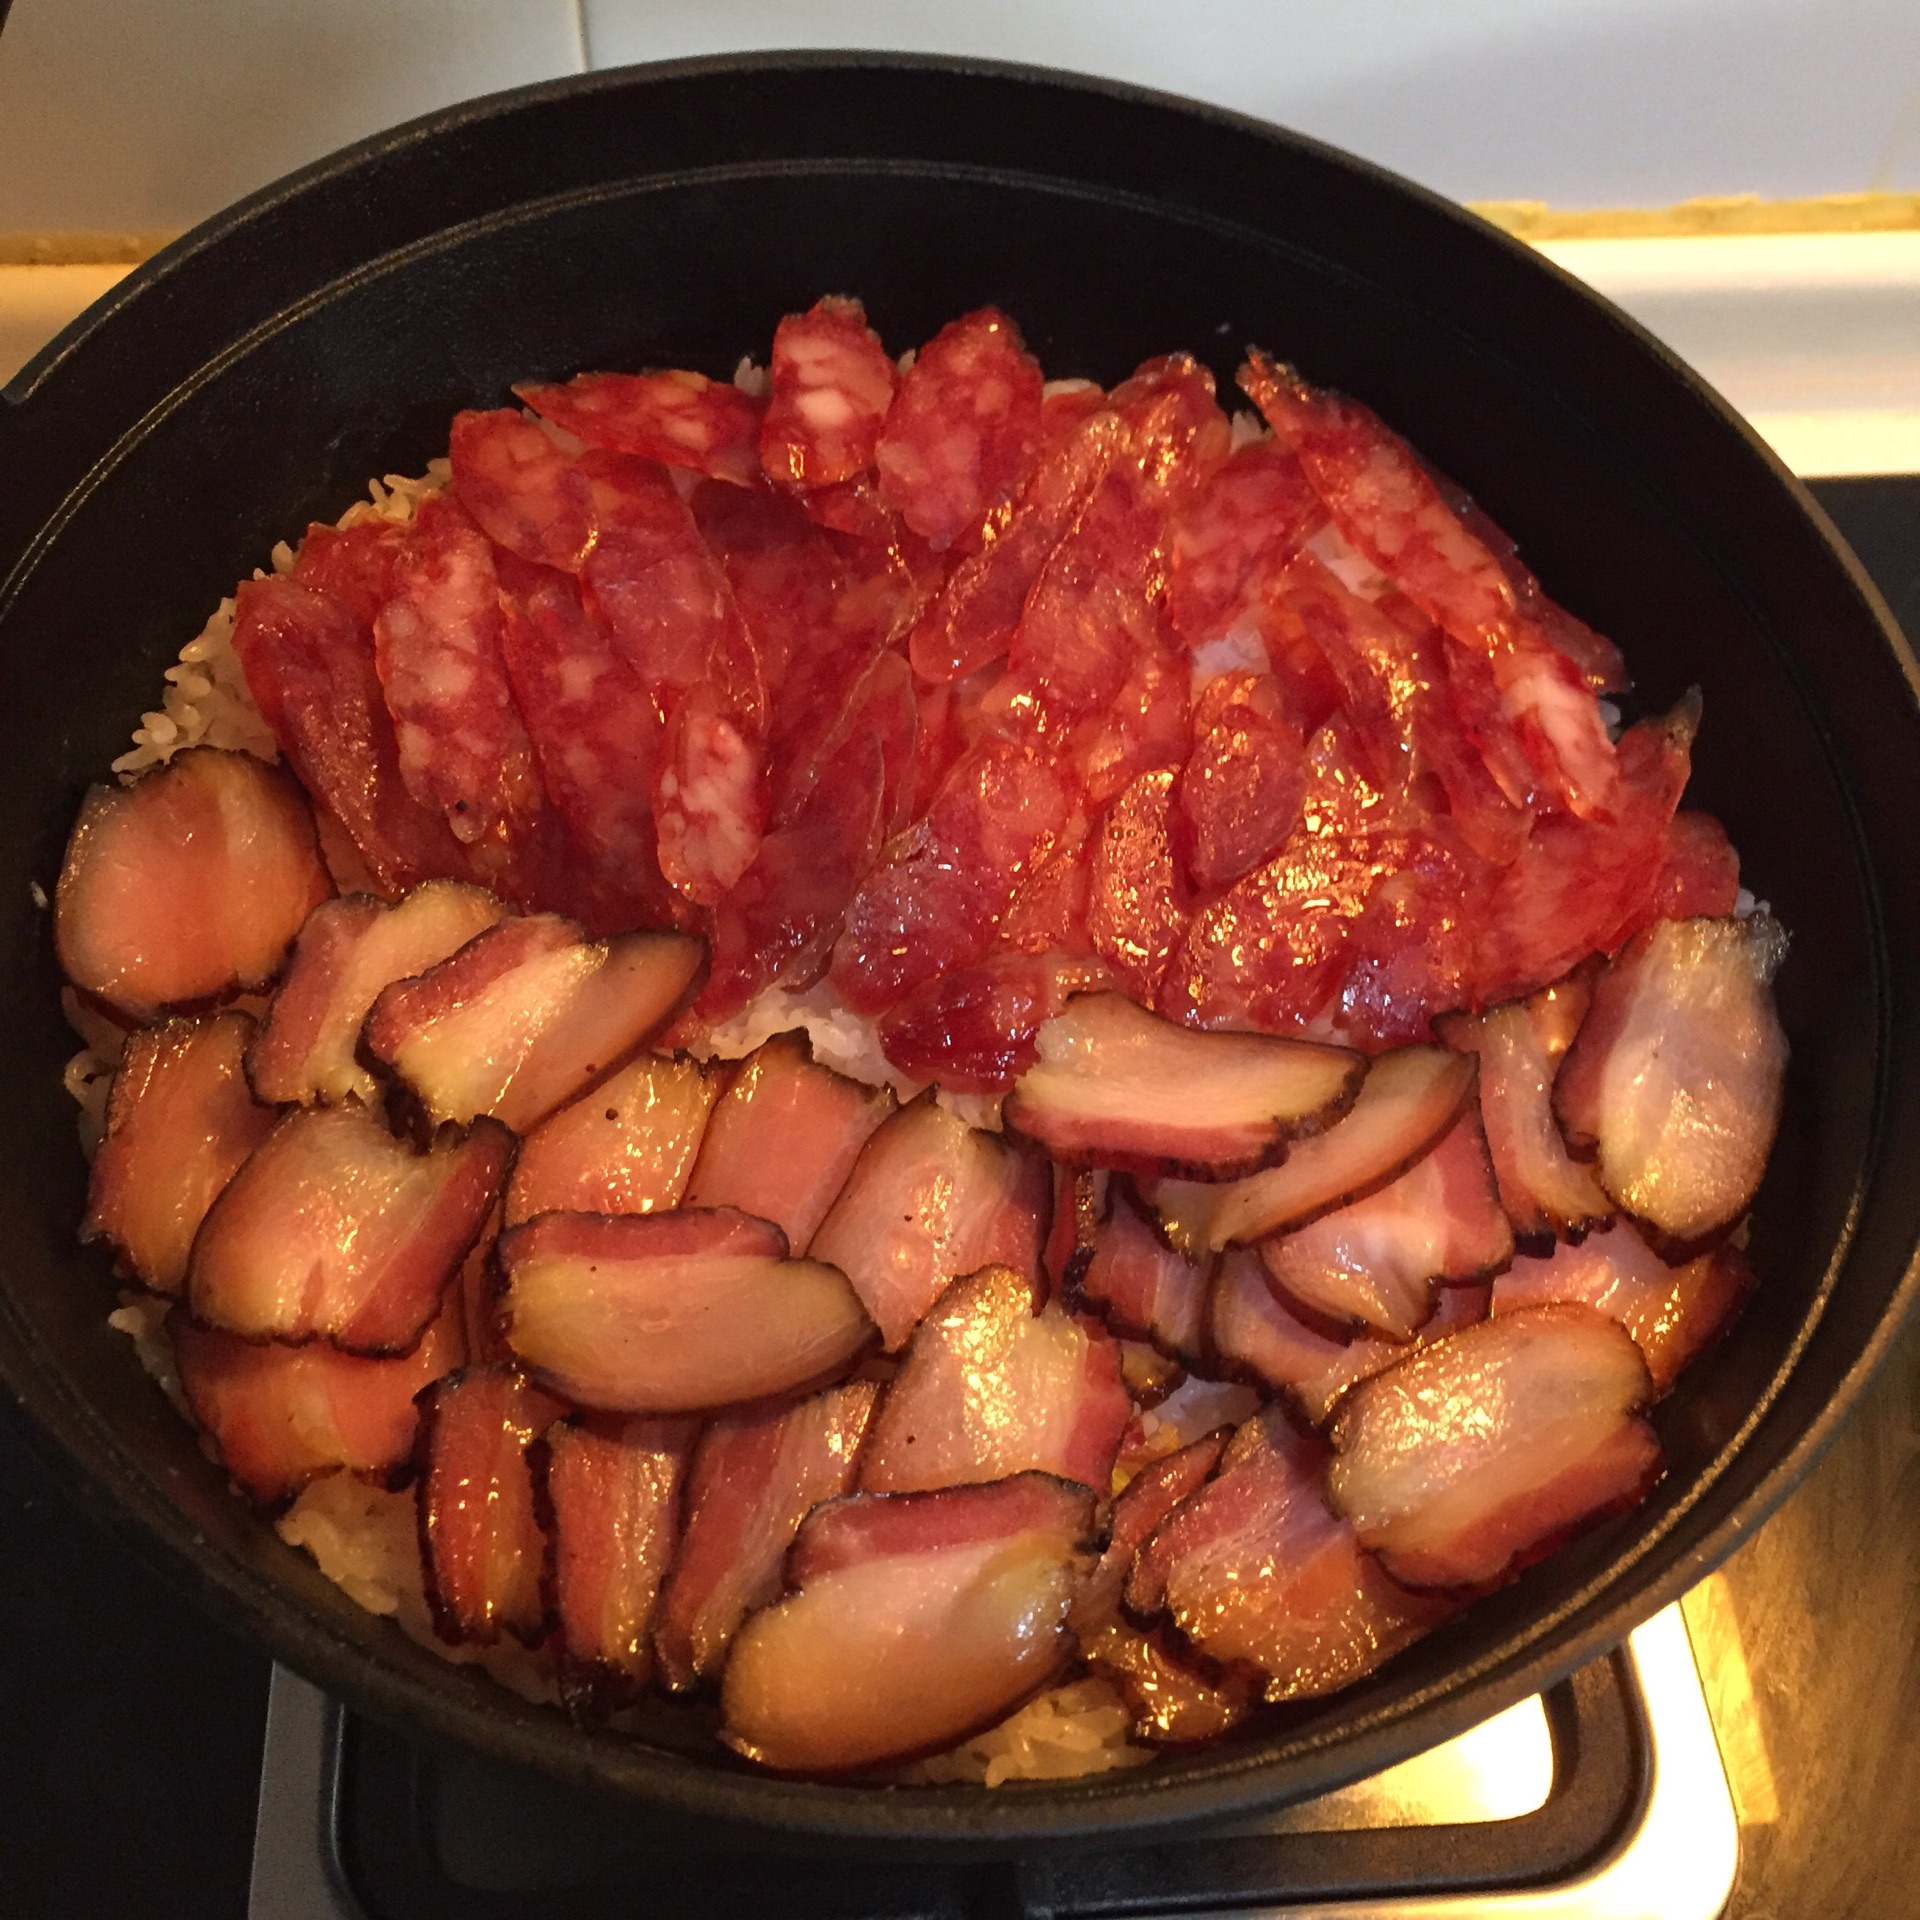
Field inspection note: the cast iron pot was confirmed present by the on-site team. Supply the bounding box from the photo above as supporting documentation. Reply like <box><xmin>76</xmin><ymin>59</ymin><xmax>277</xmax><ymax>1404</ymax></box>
<box><xmin>1</xmin><ymin>53</ymin><xmax>1916</xmax><ymax>1853</ymax></box>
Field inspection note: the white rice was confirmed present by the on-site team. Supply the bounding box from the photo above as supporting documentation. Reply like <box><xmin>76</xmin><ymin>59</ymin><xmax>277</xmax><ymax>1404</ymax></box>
<box><xmin>902</xmin><ymin>1677</ymin><xmax>1150</xmax><ymax>1786</ymax></box>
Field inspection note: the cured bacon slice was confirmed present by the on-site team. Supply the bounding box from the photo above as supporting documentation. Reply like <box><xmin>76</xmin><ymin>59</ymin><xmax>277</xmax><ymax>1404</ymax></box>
<box><xmin>516</xmin><ymin>368</ymin><xmax>765</xmax><ymax>488</ymax></box>
<box><xmin>680</xmin><ymin>1032</ymin><xmax>894</xmax><ymax>1253</ymax></box>
<box><xmin>417</xmin><ymin>1364</ymin><xmax>567</xmax><ymax>1645</ymax></box>
<box><xmin>808</xmin><ymin>1094</ymin><xmax>1051</xmax><ymax>1350</ymax></box>
<box><xmin>232</xmin><ymin>576</ymin><xmax>472</xmax><ymax>896</ymax></box>
<box><xmin>505</xmin><ymin>1052</ymin><xmax>721</xmax><ymax>1225</ymax></box>
<box><xmin>498</xmin><ymin>1208</ymin><xmax>874</xmax><ymax>1412</ymax></box>
<box><xmin>1075</xmin><ymin>1428</ymin><xmax>1231</xmax><ymax>1634</ymax></box>
<box><xmin>907</xmin><ymin>407</ymin><xmax>1127</xmax><ymax>684</ymax></box>
<box><xmin>494</xmin><ymin>556</ymin><xmax>676</xmax><ymax>934</ymax></box>
<box><xmin>187</xmin><ymin>1103</ymin><xmax>513</xmax><ymax>1354</ymax></box>
<box><xmin>448</xmin><ymin>408</ymin><xmax>595</xmax><ymax>570</ymax></box>
<box><xmin>1087</xmin><ymin>768</ymin><xmax>1186</xmax><ymax>1004</ymax></box>
<box><xmin>363</xmin><ymin>915</ymin><xmax>706</xmax><ymax>1133</ymax></box>
<box><xmin>1436</xmin><ymin>982</ymin><xmax>1612</xmax><ymax>1246</ymax></box>
<box><xmin>1491</xmin><ymin>1222</ymin><xmax>1752</xmax><ymax>1394</ymax></box>
<box><xmin>1212</xmin><ymin>1246</ymin><xmax>1492</xmax><ymax>1425</ymax></box>
<box><xmin>1082</xmin><ymin>1622</ymin><xmax>1257</xmax><ymax>1746</ymax></box>
<box><xmin>1167</xmin><ymin>439</ymin><xmax>1323</xmax><ymax>645</ymax></box>
<box><xmin>856</xmin><ymin>1265</ymin><xmax>1131</xmax><ymax>1495</ymax></box>
<box><xmin>55</xmin><ymin>747</ymin><xmax>332</xmax><ymax>1018</ymax></box>
<box><xmin>1075</xmin><ymin>1185</ymin><xmax>1213</xmax><ymax>1365</ymax></box>
<box><xmin>1644</xmin><ymin>810</ymin><xmax>1741</xmax><ymax>925</ymax></box>
<box><xmin>1176</xmin><ymin>670</ymin><xmax>1309</xmax><ymax>895</ymax></box>
<box><xmin>719</xmin><ymin>1475</ymin><xmax>1095</xmax><ymax>1773</ymax></box>
<box><xmin>1127</xmin><ymin>1407</ymin><xmax>1447</xmax><ymax>1699</ymax></box>
<box><xmin>829</xmin><ymin>738</ymin><xmax>1075</xmax><ymax>1014</ymax></box>
<box><xmin>1241</xmin><ymin>353</ymin><xmax>1618</xmax><ymax>821</ymax></box>
<box><xmin>1325</xmin><ymin>1305</ymin><xmax>1662</xmax><ymax>1589</ymax></box>
<box><xmin>371</xmin><ymin>494</ymin><xmax>546</xmax><ymax>851</ymax></box>
<box><xmin>1554</xmin><ymin>914</ymin><xmax>1788</xmax><ymax>1246</ymax></box>
<box><xmin>1150</xmin><ymin>1045</ymin><xmax>1476</xmax><ymax>1254</ymax></box>
<box><xmin>171</xmin><ymin>1289</ymin><xmax>463</xmax><ymax>1506</ymax></box>
<box><xmin>654</xmin><ymin>1379</ymin><xmax>881</xmax><ymax>1690</ymax></box>
<box><xmin>1004</xmin><ymin>991</ymin><xmax>1362</xmax><ymax>1181</ymax></box>
<box><xmin>1116</xmin><ymin>1372</ymin><xmax>1262</xmax><ymax>1478</ymax></box>
<box><xmin>246</xmin><ymin>881</ymin><xmax>506</xmax><ymax>1106</ymax></box>
<box><xmin>1258</xmin><ymin>1105</ymin><xmax>1513</xmax><ymax>1340</ymax></box>
<box><xmin>874</xmin><ymin>308</ymin><xmax>1044</xmax><ymax>548</ymax></box>
<box><xmin>760</xmin><ymin>297</ymin><xmax>897</xmax><ymax>490</ymax></box>
<box><xmin>537</xmin><ymin>1412</ymin><xmax>697</xmax><ymax>1704</ymax></box>
<box><xmin>82</xmin><ymin>1012</ymin><xmax>275</xmax><ymax>1296</ymax></box>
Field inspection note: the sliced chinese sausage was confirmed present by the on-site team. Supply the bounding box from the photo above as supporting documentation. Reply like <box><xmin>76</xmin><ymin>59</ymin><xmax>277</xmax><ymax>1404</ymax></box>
<box><xmin>505</xmin><ymin>1051</ymin><xmax>721</xmax><ymax>1226</ymax></box>
<box><xmin>1491</xmin><ymin>1221</ymin><xmax>1752</xmax><ymax>1395</ymax></box>
<box><xmin>448</xmin><ymin>407</ymin><xmax>595</xmax><ymax>571</ymax></box>
<box><xmin>498</xmin><ymin>1208</ymin><xmax>874</xmax><ymax>1412</ymax></box>
<box><xmin>654</xmin><ymin>1379</ymin><xmax>881</xmax><ymax>1691</ymax></box>
<box><xmin>1150</xmin><ymin>1045</ymin><xmax>1477</xmax><ymax>1254</ymax></box>
<box><xmin>1003</xmin><ymin>991</ymin><xmax>1362</xmax><ymax>1181</ymax></box>
<box><xmin>516</xmin><ymin>368</ymin><xmax>765</xmax><ymax>488</ymax></box>
<box><xmin>1075</xmin><ymin>1184</ymin><xmax>1213</xmax><ymax>1366</ymax></box>
<box><xmin>759</xmin><ymin>296</ymin><xmax>897</xmax><ymax>490</ymax></box>
<box><xmin>1435</xmin><ymin>985</ymin><xmax>1612</xmax><ymax>1246</ymax></box>
<box><xmin>82</xmin><ymin>1011</ymin><xmax>275</xmax><ymax>1296</ymax></box>
<box><xmin>246</xmin><ymin>881</ymin><xmax>507</xmax><ymax>1105</ymax></box>
<box><xmin>719</xmin><ymin>1475</ymin><xmax>1096</xmax><ymax>1773</ymax></box>
<box><xmin>186</xmin><ymin>1103</ymin><xmax>513</xmax><ymax>1355</ymax></box>
<box><xmin>857</xmin><ymin>1266</ymin><xmax>1131</xmax><ymax>1496</ymax></box>
<box><xmin>1074</xmin><ymin>1428</ymin><xmax>1231</xmax><ymax>1635</ymax></box>
<box><xmin>1554</xmin><ymin>914</ymin><xmax>1789</xmax><ymax>1247</ymax></box>
<box><xmin>536</xmin><ymin>1412</ymin><xmax>697</xmax><ymax>1706</ymax></box>
<box><xmin>1325</xmin><ymin>1304</ymin><xmax>1662</xmax><ymax>1590</ymax></box>
<box><xmin>680</xmin><ymin>1031</ymin><xmax>895</xmax><ymax>1254</ymax></box>
<box><xmin>170</xmin><ymin>1288</ymin><xmax>463</xmax><ymax>1506</ymax></box>
<box><xmin>1126</xmin><ymin>1406</ymin><xmax>1448</xmax><ymax>1700</ymax></box>
<box><xmin>363</xmin><ymin>914</ymin><xmax>706</xmax><ymax>1132</ymax></box>
<box><xmin>417</xmin><ymin>1364</ymin><xmax>567</xmax><ymax>1645</ymax></box>
<box><xmin>1257</xmin><ymin>1104</ymin><xmax>1513</xmax><ymax>1341</ymax></box>
<box><xmin>55</xmin><ymin>747</ymin><xmax>332</xmax><ymax>1019</ymax></box>
<box><xmin>808</xmin><ymin>1092</ymin><xmax>1051</xmax><ymax>1350</ymax></box>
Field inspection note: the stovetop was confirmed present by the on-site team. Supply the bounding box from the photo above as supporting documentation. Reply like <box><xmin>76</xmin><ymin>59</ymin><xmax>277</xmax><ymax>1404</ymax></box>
<box><xmin>1</xmin><ymin>474</ymin><xmax>1916</xmax><ymax>1920</ymax></box>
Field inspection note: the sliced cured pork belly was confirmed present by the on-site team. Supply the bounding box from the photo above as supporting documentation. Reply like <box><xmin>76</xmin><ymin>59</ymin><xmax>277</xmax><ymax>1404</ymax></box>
<box><xmin>498</xmin><ymin>1209</ymin><xmax>873</xmax><ymax>1412</ymax></box>
<box><xmin>246</xmin><ymin>881</ymin><xmax>506</xmax><ymax>1105</ymax></box>
<box><xmin>760</xmin><ymin>296</ymin><xmax>897</xmax><ymax>490</ymax></box>
<box><xmin>83</xmin><ymin>1012</ymin><xmax>275</xmax><ymax>1296</ymax></box>
<box><xmin>363</xmin><ymin>914</ymin><xmax>706</xmax><ymax>1132</ymax></box>
<box><xmin>232</xmin><ymin>573</ymin><xmax>473</xmax><ymax>897</ymax></box>
<box><xmin>809</xmin><ymin>1093</ymin><xmax>1050</xmax><ymax>1350</ymax></box>
<box><xmin>1127</xmin><ymin>1407</ymin><xmax>1446</xmax><ymax>1700</ymax></box>
<box><xmin>857</xmin><ymin>1266</ymin><xmax>1130</xmax><ymax>1495</ymax></box>
<box><xmin>171</xmin><ymin>1289</ymin><xmax>463</xmax><ymax>1506</ymax></box>
<box><xmin>505</xmin><ymin>1052</ymin><xmax>721</xmax><ymax>1226</ymax></box>
<box><xmin>1492</xmin><ymin>1222</ymin><xmax>1752</xmax><ymax>1394</ymax></box>
<box><xmin>55</xmin><ymin>747</ymin><xmax>332</xmax><ymax>1018</ymax></box>
<box><xmin>417</xmin><ymin>1364</ymin><xmax>567</xmax><ymax>1645</ymax></box>
<box><xmin>1437</xmin><ymin>977</ymin><xmax>1611</xmax><ymax>1246</ymax></box>
<box><xmin>681</xmin><ymin>1032</ymin><xmax>895</xmax><ymax>1254</ymax></box>
<box><xmin>1082</xmin><ymin>1622</ymin><xmax>1257</xmax><ymax>1746</ymax></box>
<box><xmin>1258</xmin><ymin>1105</ymin><xmax>1513</xmax><ymax>1340</ymax></box>
<box><xmin>188</xmin><ymin>1103</ymin><xmax>511</xmax><ymax>1354</ymax></box>
<box><xmin>1150</xmin><ymin>1045</ymin><xmax>1475</xmax><ymax>1254</ymax></box>
<box><xmin>537</xmin><ymin>1412</ymin><xmax>697</xmax><ymax>1706</ymax></box>
<box><xmin>1115</xmin><ymin>1373</ymin><xmax>1262</xmax><ymax>1478</ymax></box>
<box><xmin>516</xmin><ymin>367</ymin><xmax>765</xmax><ymax>488</ymax></box>
<box><xmin>1326</xmin><ymin>1304</ymin><xmax>1662</xmax><ymax>1590</ymax></box>
<box><xmin>655</xmin><ymin>1379</ymin><xmax>881</xmax><ymax>1690</ymax></box>
<box><xmin>1211</xmin><ymin>1247</ymin><xmax>1491</xmax><ymax>1426</ymax></box>
<box><xmin>1075</xmin><ymin>1184</ymin><xmax>1213</xmax><ymax>1365</ymax></box>
<box><xmin>1554</xmin><ymin>914</ymin><xmax>1788</xmax><ymax>1247</ymax></box>
<box><xmin>1075</xmin><ymin>1429</ymin><xmax>1231</xmax><ymax>1634</ymax></box>
<box><xmin>874</xmin><ymin>307</ymin><xmax>1044</xmax><ymax>548</ymax></box>
<box><xmin>720</xmin><ymin>1475</ymin><xmax>1095</xmax><ymax>1773</ymax></box>
<box><xmin>1004</xmin><ymin>991</ymin><xmax>1361</xmax><ymax>1181</ymax></box>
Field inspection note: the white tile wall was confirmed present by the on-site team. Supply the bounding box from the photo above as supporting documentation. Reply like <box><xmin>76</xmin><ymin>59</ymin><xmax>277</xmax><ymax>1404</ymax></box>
<box><xmin>0</xmin><ymin>0</ymin><xmax>1917</xmax><ymax>238</ymax></box>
